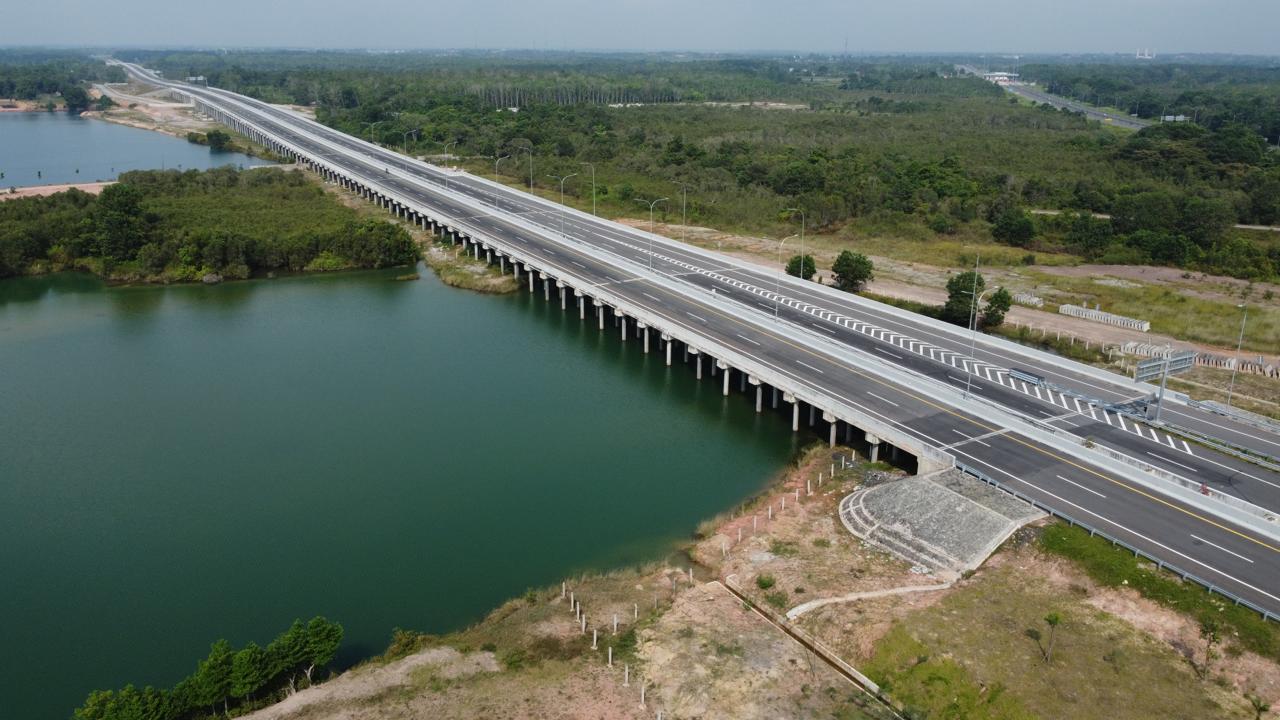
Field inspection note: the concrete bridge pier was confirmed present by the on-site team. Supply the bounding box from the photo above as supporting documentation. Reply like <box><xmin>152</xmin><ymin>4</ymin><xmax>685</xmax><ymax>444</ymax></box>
<box><xmin>542</xmin><ymin>274</ymin><xmax>551</xmax><ymax>301</ymax></box>
<box><xmin>719</xmin><ymin>361</ymin><xmax>731</xmax><ymax>395</ymax></box>
<box><xmin>640</xmin><ymin>324</ymin><xmax>650</xmax><ymax>353</ymax></box>
<box><xmin>823</xmin><ymin>412</ymin><xmax>838</xmax><ymax>447</ymax></box>
<box><xmin>558</xmin><ymin>282</ymin><xmax>567</xmax><ymax>310</ymax></box>
<box><xmin>691</xmin><ymin>349</ymin><xmax>702</xmax><ymax>380</ymax></box>
<box><xmin>597</xmin><ymin>301</ymin><xmax>605</xmax><ymax>330</ymax></box>
<box><xmin>771</xmin><ymin>387</ymin><xmax>779</xmax><ymax>409</ymax></box>
<box><xmin>499</xmin><ymin>256</ymin><xmax>506</xmax><ymax>274</ymax></box>
<box><xmin>619</xmin><ymin>314</ymin><xmax>627</xmax><ymax>341</ymax></box>
<box><xmin>527</xmin><ymin>266</ymin><xmax>535</xmax><ymax>293</ymax></box>
<box><xmin>865</xmin><ymin>433</ymin><xmax>882</xmax><ymax>463</ymax></box>
<box><xmin>750</xmin><ymin>376</ymin><xmax>763</xmax><ymax>412</ymax></box>
<box><xmin>577</xmin><ymin>291</ymin><xmax>586</xmax><ymax>320</ymax></box>
<box><xmin>663</xmin><ymin>334</ymin><xmax>673</xmax><ymax>365</ymax></box>
<box><xmin>783</xmin><ymin>394</ymin><xmax>799</xmax><ymax>431</ymax></box>
<box><xmin>809</xmin><ymin>404</ymin><xmax>816</xmax><ymax>427</ymax></box>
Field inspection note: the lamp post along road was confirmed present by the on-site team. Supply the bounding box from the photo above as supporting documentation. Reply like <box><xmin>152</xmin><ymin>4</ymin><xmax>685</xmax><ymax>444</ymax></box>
<box><xmin>494</xmin><ymin>154</ymin><xmax>509</xmax><ymax>179</ymax></box>
<box><xmin>402</xmin><ymin>128</ymin><xmax>419</xmax><ymax>155</ymax></box>
<box><xmin>548</xmin><ymin>173</ymin><xmax>578</xmax><ymax>236</ymax></box>
<box><xmin>441</xmin><ymin>140</ymin><xmax>458</xmax><ymax>191</ymax></box>
<box><xmin>1227</xmin><ymin>304</ymin><xmax>1249</xmax><ymax>408</ymax></box>
<box><xmin>637</xmin><ymin>198</ymin><xmax>669</xmax><ymax>270</ymax></box>
<box><xmin>675</xmin><ymin>182</ymin><xmax>692</xmax><ymax>244</ymax></box>
<box><xmin>775</xmin><ymin>234</ymin><xmax>799</xmax><ymax>320</ymax></box>
<box><xmin>362</xmin><ymin>121</ymin><xmax>383</xmax><ymax>145</ymax></box>
<box><xmin>580</xmin><ymin>162</ymin><xmax>597</xmax><ymax>216</ymax></box>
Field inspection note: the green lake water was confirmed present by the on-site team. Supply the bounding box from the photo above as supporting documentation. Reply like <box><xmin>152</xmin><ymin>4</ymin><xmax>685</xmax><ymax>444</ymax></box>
<box><xmin>0</xmin><ymin>267</ymin><xmax>799</xmax><ymax>718</ymax></box>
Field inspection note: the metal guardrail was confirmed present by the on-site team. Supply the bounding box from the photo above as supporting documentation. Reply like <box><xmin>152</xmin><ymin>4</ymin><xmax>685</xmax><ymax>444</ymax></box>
<box><xmin>954</xmin><ymin>462</ymin><xmax>1277</xmax><ymax>624</ymax></box>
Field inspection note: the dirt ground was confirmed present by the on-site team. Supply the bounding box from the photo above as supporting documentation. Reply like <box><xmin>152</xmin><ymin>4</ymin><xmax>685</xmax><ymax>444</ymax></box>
<box><xmin>1</xmin><ymin>181</ymin><xmax>113</xmax><ymax>200</ymax></box>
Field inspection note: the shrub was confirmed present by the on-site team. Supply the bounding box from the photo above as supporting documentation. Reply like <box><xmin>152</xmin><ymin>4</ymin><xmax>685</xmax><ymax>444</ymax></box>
<box><xmin>756</xmin><ymin>574</ymin><xmax>776</xmax><ymax>590</ymax></box>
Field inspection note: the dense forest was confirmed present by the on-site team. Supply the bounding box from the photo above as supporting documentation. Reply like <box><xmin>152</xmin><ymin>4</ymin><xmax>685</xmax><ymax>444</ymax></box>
<box><xmin>0</xmin><ymin>167</ymin><xmax>418</xmax><ymax>282</ymax></box>
<box><xmin>116</xmin><ymin>50</ymin><xmax>1280</xmax><ymax>280</ymax></box>
<box><xmin>75</xmin><ymin>616</ymin><xmax>342</xmax><ymax>720</ymax></box>
<box><xmin>0</xmin><ymin>51</ymin><xmax>124</xmax><ymax>111</ymax></box>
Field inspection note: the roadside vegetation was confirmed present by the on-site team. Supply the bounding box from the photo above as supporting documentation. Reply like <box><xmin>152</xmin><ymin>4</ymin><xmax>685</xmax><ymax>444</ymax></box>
<box><xmin>0</xmin><ymin>167</ymin><xmax>419</xmax><ymax>282</ymax></box>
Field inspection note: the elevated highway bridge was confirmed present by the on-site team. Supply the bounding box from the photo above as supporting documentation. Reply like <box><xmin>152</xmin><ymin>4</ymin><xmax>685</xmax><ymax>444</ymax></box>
<box><xmin>113</xmin><ymin>60</ymin><xmax>1280</xmax><ymax>620</ymax></box>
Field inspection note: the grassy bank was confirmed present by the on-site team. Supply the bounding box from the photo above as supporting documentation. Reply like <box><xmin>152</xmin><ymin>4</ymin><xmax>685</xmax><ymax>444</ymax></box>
<box><xmin>420</xmin><ymin>242</ymin><xmax>519</xmax><ymax>294</ymax></box>
<box><xmin>1041</xmin><ymin>522</ymin><xmax>1279</xmax><ymax>661</ymax></box>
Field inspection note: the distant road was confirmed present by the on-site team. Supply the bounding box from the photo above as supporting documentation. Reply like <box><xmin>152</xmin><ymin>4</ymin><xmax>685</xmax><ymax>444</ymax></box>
<box><xmin>956</xmin><ymin>65</ymin><xmax>1152</xmax><ymax>130</ymax></box>
<box><xmin>1029</xmin><ymin>208</ymin><xmax>1280</xmax><ymax>233</ymax></box>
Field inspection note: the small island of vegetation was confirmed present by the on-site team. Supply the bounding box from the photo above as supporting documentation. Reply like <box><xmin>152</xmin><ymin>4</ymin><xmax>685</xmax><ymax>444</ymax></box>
<box><xmin>0</xmin><ymin>166</ymin><xmax>419</xmax><ymax>283</ymax></box>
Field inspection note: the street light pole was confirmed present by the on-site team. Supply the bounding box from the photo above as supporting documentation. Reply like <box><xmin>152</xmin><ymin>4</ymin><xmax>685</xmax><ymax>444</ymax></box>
<box><xmin>441</xmin><ymin>140</ymin><xmax>457</xmax><ymax>191</ymax></box>
<box><xmin>965</xmin><ymin>286</ymin><xmax>993</xmax><ymax>400</ymax></box>
<box><xmin>1227</xmin><ymin>304</ymin><xmax>1249</xmax><ymax>408</ymax></box>
<box><xmin>785</xmin><ymin>207</ymin><xmax>806</xmax><ymax>279</ymax></box>
<box><xmin>580</xmin><ymin>162</ymin><xmax>596</xmax><ymax>216</ymax></box>
<box><xmin>362</xmin><ymin>121</ymin><xmax>383</xmax><ymax>144</ymax></box>
<box><xmin>402</xmin><ymin>128</ymin><xmax>419</xmax><ymax>155</ymax></box>
<box><xmin>494</xmin><ymin>154</ymin><xmax>510</xmax><ymax>179</ymax></box>
<box><xmin>636</xmin><ymin>198</ymin><xmax>668</xmax><ymax>270</ymax></box>
<box><xmin>775</xmin><ymin>234</ymin><xmax>799</xmax><ymax>320</ymax></box>
<box><xmin>675</xmin><ymin>181</ymin><xmax>691</xmax><ymax>244</ymax></box>
<box><xmin>548</xmin><ymin>173</ymin><xmax>577</xmax><ymax>236</ymax></box>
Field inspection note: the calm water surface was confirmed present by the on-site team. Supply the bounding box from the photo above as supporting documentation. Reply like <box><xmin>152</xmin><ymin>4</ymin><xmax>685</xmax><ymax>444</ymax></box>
<box><xmin>0</xmin><ymin>111</ymin><xmax>266</xmax><ymax>188</ymax></box>
<box><xmin>0</xmin><ymin>268</ymin><xmax>799</xmax><ymax>718</ymax></box>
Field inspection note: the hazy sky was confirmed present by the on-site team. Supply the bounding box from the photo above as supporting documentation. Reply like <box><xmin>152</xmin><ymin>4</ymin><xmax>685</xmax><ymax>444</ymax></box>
<box><xmin>4</xmin><ymin>0</ymin><xmax>1278</xmax><ymax>55</ymax></box>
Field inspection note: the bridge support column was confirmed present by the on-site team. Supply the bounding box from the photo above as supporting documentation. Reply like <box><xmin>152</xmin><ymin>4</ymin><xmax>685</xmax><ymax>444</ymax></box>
<box><xmin>823</xmin><ymin>413</ymin><xmax>837</xmax><ymax>447</ymax></box>
<box><xmin>772</xmin><ymin>387</ymin><xmax>778</xmax><ymax>409</ymax></box>
<box><xmin>809</xmin><ymin>404</ymin><xmax>815</xmax><ymax>427</ymax></box>
<box><xmin>663</xmin><ymin>335</ymin><xmax>673</xmax><ymax>365</ymax></box>
<box><xmin>720</xmin><ymin>363</ymin><xmax>731</xmax><ymax>396</ymax></box>
<box><xmin>559</xmin><ymin>283</ymin><xmax>567</xmax><ymax>310</ymax></box>
<box><xmin>577</xmin><ymin>292</ymin><xmax>585</xmax><ymax>320</ymax></box>
<box><xmin>866</xmin><ymin>433</ymin><xmax>881</xmax><ymax>464</ymax></box>
<box><xmin>598</xmin><ymin>302</ymin><xmax>605</xmax><ymax>330</ymax></box>
<box><xmin>487</xmin><ymin>249</ymin><xmax>493</xmax><ymax>264</ymax></box>
<box><xmin>641</xmin><ymin>325</ymin><xmax>650</xmax><ymax>353</ymax></box>
<box><xmin>750</xmin><ymin>376</ymin><xmax>762</xmax><ymax>412</ymax></box>
<box><xmin>500</xmin><ymin>257</ymin><xmax>506</xmax><ymax>274</ymax></box>
<box><xmin>619</xmin><ymin>315</ymin><xmax>627</xmax><ymax>341</ymax></box>
<box><xmin>690</xmin><ymin>349</ymin><xmax>701</xmax><ymax>379</ymax></box>
<box><xmin>787</xmin><ymin>394</ymin><xmax>799</xmax><ymax>431</ymax></box>
<box><xmin>528</xmin><ymin>267</ymin><xmax>535</xmax><ymax>293</ymax></box>
<box><xmin>543</xmin><ymin>274</ymin><xmax>550</xmax><ymax>301</ymax></box>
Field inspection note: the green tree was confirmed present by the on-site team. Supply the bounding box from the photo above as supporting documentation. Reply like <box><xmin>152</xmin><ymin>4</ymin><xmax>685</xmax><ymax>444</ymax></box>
<box><xmin>1248</xmin><ymin>694</ymin><xmax>1271</xmax><ymax>720</ymax></box>
<box><xmin>943</xmin><ymin>270</ymin><xmax>985</xmax><ymax>326</ymax></box>
<box><xmin>91</xmin><ymin>183</ymin><xmax>147</xmax><ymax>260</ymax></box>
<box><xmin>267</xmin><ymin>620</ymin><xmax>310</xmax><ymax>693</ymax></box>
<box><xmin>785</xmin><ymin>253</ymin><xmax>815</xmax><ymax>280</ymax></box>
<box><xmin>990</xmin><ymin>208</ymin><xmax>1035</xmax><ymax>247</ymax></box>
<box><xmin>205</xmin><ymin>129</ymin><xmax>232</xmax><ymax>151</ymax></box>
<box><xmin>831</xmin><ymin>250</ymin><xmax>873</xmax><ymax>292</ymax></box>
<box><xmin>62</xmin><ymin>84</ymin><xmax>90</xmax><ymax>113</ymax></box>
<box><xmin>194</xmin><ymin>639</ymin><xmax>234</xmax><ymax>715</ymax></box>
<box><xmin>1043</xmin><ymin>612</ymin><xmax>1062</xmax><ymax>664</ymax></box>
<box><xmin>231</xmin><ymin>642</ymin><xmax>269</xmax><ymax>702</ymax></box>
<box><xmin>982</xmin><ymin>287</ymin><xmax>1012</xmax><ymax>328</ymax></box>
<box><xmin>304</xmin><ymin>616</ymin><xmax>344</xmax><ymax>683</ymax></box>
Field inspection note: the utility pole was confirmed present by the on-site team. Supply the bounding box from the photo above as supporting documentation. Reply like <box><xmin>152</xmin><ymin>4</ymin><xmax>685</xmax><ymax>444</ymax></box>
<box><xmin>675</xmin><ymin>181</ymin><xmax>692</xmax><ymax>244</ymax></box>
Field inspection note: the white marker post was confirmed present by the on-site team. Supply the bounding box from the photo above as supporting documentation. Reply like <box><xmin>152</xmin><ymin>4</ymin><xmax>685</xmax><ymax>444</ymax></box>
<box><xmin>624</xmin><ymin>664</ymin><xmax>630</xmax><ymax>687</ymax></box>
<box><xmin>613</xmin><ymin>613</ymin><xmax>618</xmax><ymax>634</ymax></box>
<box><xmin>608</xmin><ymin>646</ymin><xmax>613</xmax><ymax>667</ymax></box>
<box><xmin>592</xmin><ymin>628</ymin><xmax>598</xmax><ymax>650</ymax></box>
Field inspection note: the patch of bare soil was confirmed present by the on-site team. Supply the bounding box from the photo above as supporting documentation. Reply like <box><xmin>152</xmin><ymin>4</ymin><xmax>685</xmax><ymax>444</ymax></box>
<box><xmin>637</xmin><ymin>581</ymin><xmax>870</xmax><ymax>719</ymax></box>
<box><xmin>1</xmin><ymin>182</ymin><xmax>113</xmax><ymax>200</ymax></box>
<box><xmin>239</xmin><ymin>647</ymin><xmax>499</xmax><ymax>720</ymax></box>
